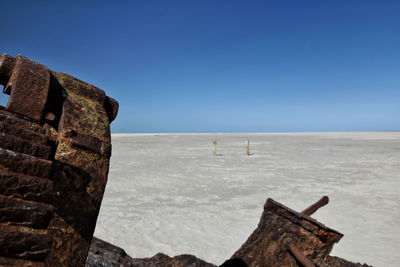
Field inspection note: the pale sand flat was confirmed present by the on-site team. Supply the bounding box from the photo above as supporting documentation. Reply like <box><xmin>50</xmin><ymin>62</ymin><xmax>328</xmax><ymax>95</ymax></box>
<box><xmin>95</xmin><ymin>132</ymin><xmax>400</xmax><ymax>266</ymax></box>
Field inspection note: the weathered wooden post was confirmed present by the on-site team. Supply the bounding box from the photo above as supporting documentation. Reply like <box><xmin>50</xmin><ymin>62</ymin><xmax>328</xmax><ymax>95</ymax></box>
<box><xmin>245</xmin><ymin>139</ymin><xmax>250</xmax><ymax>156</ymax></box>
<box><xmin>212</xmin><ymin>141</ymin><xmax>217</xmax><ymax>156</ymax></box>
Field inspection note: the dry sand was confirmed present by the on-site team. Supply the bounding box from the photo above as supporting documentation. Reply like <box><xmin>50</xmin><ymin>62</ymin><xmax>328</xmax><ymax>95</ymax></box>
<box><xmin>94</xmin><ymin>132</ymin><xmax>400</xmax><ymax>266</ymax></box>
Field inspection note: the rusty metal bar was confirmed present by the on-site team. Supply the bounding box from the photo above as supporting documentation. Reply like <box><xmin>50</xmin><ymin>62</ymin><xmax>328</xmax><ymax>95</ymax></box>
<box><xmin>0</xmin><ymin>148</ymin><xmax>53</xmax><ymax>179</ymax></box>
<box><xmin>301</xmin><ymin>196</ymin><xmax>329</xmax><ymax>216</ymax></box>
<box><xmin>0</xmin><ymin>196</ymin><xmax>54</xmax><ymax>229</ymax></box>
<box><xmin>0</xmin><ymin>133</ymin><xmax>52</xmax><ymax>159</ymax></box>
<box><xmin>0</xmin><ymin>169</ymin><xmax>54</xmax><ymax>203</ymax></box>
<box><xmin>65</xmin><ymin>129</ymin><xmax>111</xmax><ymax>157</ymax></box>
<box><xmin>284</xmin><ymin>238</ymin><xmax>316</xmax><ymax>267</ymax></box>
<box><xmin>0</xmin><ymin>224</ymin><xmax>52</xmax><ymax>261</ymax></box>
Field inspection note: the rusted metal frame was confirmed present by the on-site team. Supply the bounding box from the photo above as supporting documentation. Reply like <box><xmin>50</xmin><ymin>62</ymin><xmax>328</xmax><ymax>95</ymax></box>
<box><xmin>0</xmin><ymin>169</ymin><xmax>54</xmax><ymax>203</ymax></box>
<box><xmin>0</xmin><ymin>53</ymin><xmax>119</xmax><ymax>266</ymax></box>
<box><xmin>0</xmin><ymin>148</ymin><xmax>53</xmax><ymax>179</ymax></box>
<box><xmin>277</xmin><ymin>196</ymin><xmax>331</xmax><ymax>267</ymax></box>
<box><xmin>0</xmin><ymin>133</ymin><xmax>52</xmax><ymax>159</ymax></box>
<box><xmin>0</xmin><ymin>109</ymin><xmax>48</xmax><ymax>135</ymax></box>
<box><xmin>231</xmin><ymin>197</ymin><xmax>342</xmax><ymax>267</ymax></box>
<box><xmin>43</xmin><ymin>74</ymin><xmax>114</xmax><ymax>266</ymax></box>
<box><xmin>0</xmin><ymin>256</ymin><xmax>45</xmax><ymax>267</ymax></box>
<box><xmin>0</xmin><ymin>195</ymin><xmax>54</xmax><ymax>229</ymax></box>
<box><xmin>0</xmin><ymin>224</ymin><xmax>52</xmax><ymax>261</ymax></box>
<box><xmin>0</xmin><ymin>120</ymin><xmax>49</xmax><ymax>144</ymax></box>
<box><xmin>3</xmin><ymin>55</ymin><xmax>51</xmax><ymax>121</ymax></box>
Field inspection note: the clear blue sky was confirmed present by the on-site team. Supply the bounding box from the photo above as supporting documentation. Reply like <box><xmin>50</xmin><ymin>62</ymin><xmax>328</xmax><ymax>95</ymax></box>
<box><xmin>1</xmin><ymin>1</ymin><xmax>399</xmax><ymax>133</ymax></box>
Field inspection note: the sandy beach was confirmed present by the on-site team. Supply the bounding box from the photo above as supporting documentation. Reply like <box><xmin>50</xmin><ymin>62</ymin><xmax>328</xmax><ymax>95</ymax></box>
<box><xmin>94</xmin><ymin>132</ymin><xmax>400</xmax><ymax>266</ymax></box>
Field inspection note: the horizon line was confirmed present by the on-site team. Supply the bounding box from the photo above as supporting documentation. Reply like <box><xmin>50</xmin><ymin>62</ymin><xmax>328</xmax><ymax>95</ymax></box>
<box><xmin>111</xmin><ymin>130</ymin><xmax>400</xmax><ymax>135</ymax></box>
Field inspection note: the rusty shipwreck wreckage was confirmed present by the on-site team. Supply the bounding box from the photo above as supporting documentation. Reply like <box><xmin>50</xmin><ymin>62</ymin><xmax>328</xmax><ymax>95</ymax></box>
<box><xmin>0</xmin><ymin>54</ymin><xmax>371</xmax><ymax>267</ymax></box>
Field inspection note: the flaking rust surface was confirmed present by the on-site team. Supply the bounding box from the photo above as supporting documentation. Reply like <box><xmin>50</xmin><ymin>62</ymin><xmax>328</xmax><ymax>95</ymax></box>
<box><xmin>5</xmin><ymin>55</ymin><xmax>50</xmax><ymax>121</ymax></box>
<box><xmin>231</xmin><ymin>198</ymin><xmax>343</xmax><ymax>266</ymax></box>
<box><xmin>46</xmin><ymin>73</ymin><xmax>114</xmax><ymax>266</ymax></box>
<box><xmin>0</xmin><ymin>54</ymin><xmax>118</xmax><ymax>267</ymax></box>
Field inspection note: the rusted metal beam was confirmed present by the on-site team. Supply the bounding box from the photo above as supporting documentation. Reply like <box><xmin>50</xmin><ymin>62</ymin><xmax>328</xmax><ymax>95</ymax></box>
<box><xmin>5</xmin><ymin>55</ymin><xmax>51</xmax><ymax>121</ymax></box>
<box><xmin>0</xmin><ymin>224</ymin><xmax>52</xmax><ymax>261</ymax></box>
<box><xmin>284</xmin><ymin>238</ymin><xmax>315</xmax><ymax>267</ymax></box>
<box><xmin>301</xmin><ymin>196</ymin><xmax>329</xmax><ymax>216</ymax></box>
<box><xmin>0</xmin><ymin>109</ymin><xmax>48</xmax><ymax>135</ymax></box>
<box><xmin>0</xmin><ymin>148</ymin><xmax>53</xmax><ymax>179</ymax></box>
<box><xmin>0</xmin><ymin>133</ymin><xmax>52</xmax><ymax>159</ymax></box>
<box><xmin>0</xmin><ymin>256</ymin><xmax>44</xmax><ymax>267</ymax></box>
<box><xmin>0</xmin><ymin>169</ymin><xmax>54</xmax><ymax>203</ymax></box>
<box><xmin>0</xmin><ymin>196</ymin><xmax>54</xmax><ymax>229</ymax></box>
<box><xmin>0</xmin><ymin>121</ymin><xmax>49</xmax><ymax>144</ymax></box>
<box><xmin>65</xmin><ymin>130</ymin><xmax>111</xmax><ymax>157</ymax></box>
